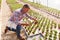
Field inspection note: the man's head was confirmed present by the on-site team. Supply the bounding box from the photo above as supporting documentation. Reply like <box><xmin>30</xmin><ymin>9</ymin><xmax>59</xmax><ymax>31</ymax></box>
<box><xmin>21</xmin><ymin>4</ymin><xmax>30</xmax><ymax>13</ymax></box>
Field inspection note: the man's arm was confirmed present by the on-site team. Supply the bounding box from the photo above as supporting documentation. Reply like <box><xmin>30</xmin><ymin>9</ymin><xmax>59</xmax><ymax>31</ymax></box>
<box><xmin>25</xmin><ymin>13</ymin><xmax>37</xmax><ymax>23</ymax></box>
<box><xmin>20</xmin><ymin>23</ymin><xmax>30</xmax><ymax>26</ymax></box>
<box><xmin>25</xmin><ymin>13</ymin><xmax>36</xmax><ymax>20</ymax></box>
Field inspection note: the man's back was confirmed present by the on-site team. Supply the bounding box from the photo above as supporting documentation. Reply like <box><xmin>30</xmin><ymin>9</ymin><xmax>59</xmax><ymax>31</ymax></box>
<box><xmin>9</xmin><ymin>8</ymin><xmax>26</xmax><ymax>24</ymax></box>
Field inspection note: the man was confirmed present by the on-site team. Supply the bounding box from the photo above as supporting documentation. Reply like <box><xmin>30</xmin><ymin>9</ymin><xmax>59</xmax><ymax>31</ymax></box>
<box><xmin>4</xmin><ymin>4</ymin><xmax>37</xmax><ymax>40</ymax></box>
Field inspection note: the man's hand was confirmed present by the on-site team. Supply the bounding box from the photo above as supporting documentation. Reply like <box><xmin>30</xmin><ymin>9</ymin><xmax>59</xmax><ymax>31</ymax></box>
<box><xmin>34</xmin><ymin>20</ymin><xmax>38</xmax><ymax>24</ymax></box>
<box><xmin>33</xmin><ymin>18</ymin><xmax>38</xmax><ymax>24</ymax></box>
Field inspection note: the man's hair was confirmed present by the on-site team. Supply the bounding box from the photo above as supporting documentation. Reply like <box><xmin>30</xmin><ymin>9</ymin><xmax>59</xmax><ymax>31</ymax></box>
<box><xmin>23</xmin><ymin>4</ymin><xmax>30</xmax><ymax>9</ymax></box>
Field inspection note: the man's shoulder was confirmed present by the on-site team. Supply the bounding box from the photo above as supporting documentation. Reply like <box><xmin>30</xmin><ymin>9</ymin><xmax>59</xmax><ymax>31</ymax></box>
<box><xmin>15</xmin><ymin>8</ymin><xmax>22</xmax><ymax>12</ymax></box>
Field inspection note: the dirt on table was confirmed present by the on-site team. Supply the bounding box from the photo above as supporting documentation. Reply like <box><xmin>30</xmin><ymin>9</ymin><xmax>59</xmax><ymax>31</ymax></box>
<box><xmin>1</xmin><ymin>31</ymin><xmax>26</xmax><ymax>40</ymax></box>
